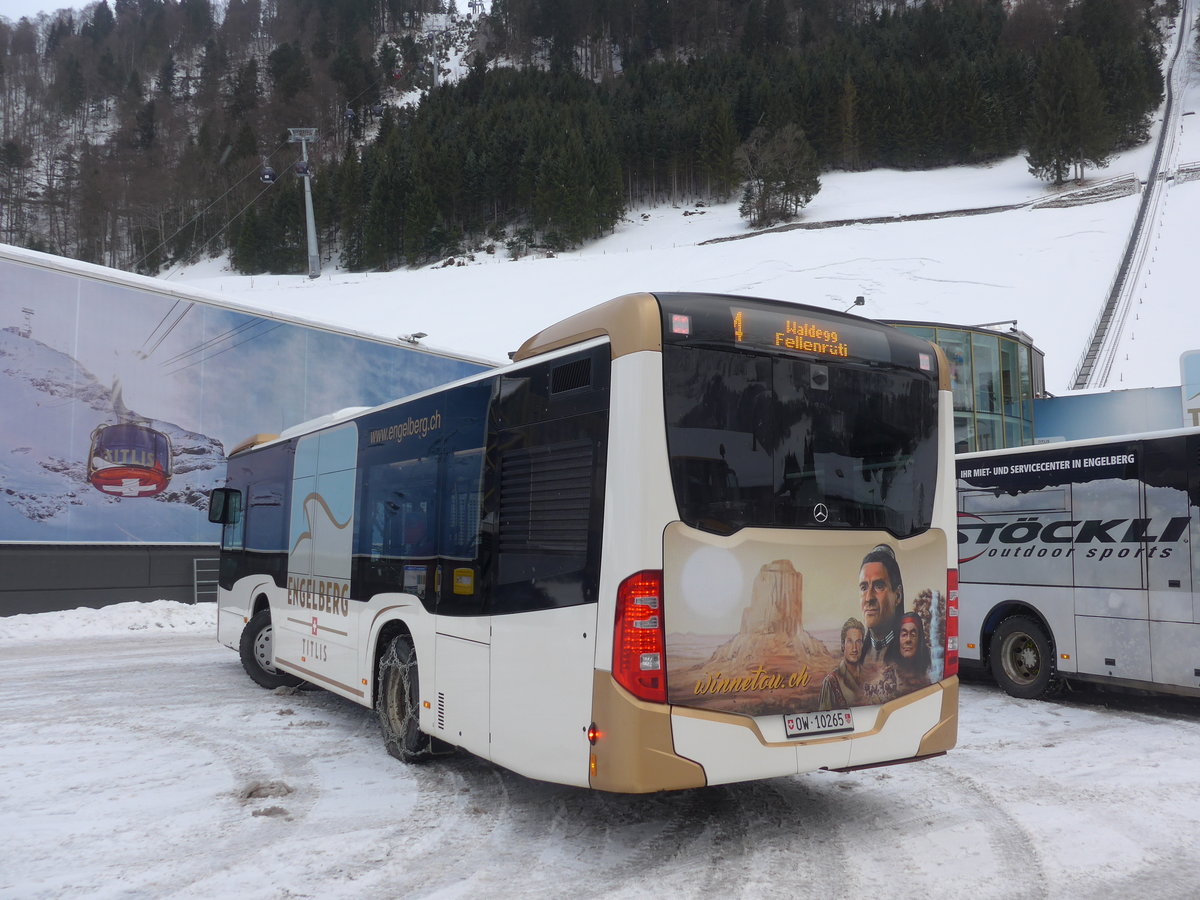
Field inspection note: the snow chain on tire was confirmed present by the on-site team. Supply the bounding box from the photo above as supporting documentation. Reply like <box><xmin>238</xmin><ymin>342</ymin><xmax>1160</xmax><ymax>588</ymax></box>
<box><xmin>376</xmin><ymin>635</ymin><xmax>437</xmax><ymax>763</ymax></box>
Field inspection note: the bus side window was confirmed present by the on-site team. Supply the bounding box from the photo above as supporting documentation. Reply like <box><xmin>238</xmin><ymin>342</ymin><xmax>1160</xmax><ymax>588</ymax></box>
<box><xmin>355</xmin><ymin>456</ymin><xmax>440</xmax><ymax>603</ymax></box>
<box><xmin>436</xmin><ymin>448</ymin><xmax>485</xmax><ymax>614</ymax></box>
<box><xmin>440</xmin><ymin>449</ymin><xmax>483</xmax><ymax>560</ymax></box>
<box><xmin>215</xmin><ymin>490</ymin><xmax>244</xmax><ymax>551</ymax></box>
<box><xmin>398</xmin><ymin>458</ymin><xmax>438</xmax><ymax>558</ymax></box>
<box><xmin>244</xmin><ymin>480</ymin><xmax>287</xmax><ymax>582</ymax></box>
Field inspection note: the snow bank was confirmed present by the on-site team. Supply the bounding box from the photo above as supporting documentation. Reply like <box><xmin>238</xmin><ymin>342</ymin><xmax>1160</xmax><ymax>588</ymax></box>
<box><xmin>0</xmin><ymin>599</ymin><xmax>215</xmax><ymax>642</ymax></box>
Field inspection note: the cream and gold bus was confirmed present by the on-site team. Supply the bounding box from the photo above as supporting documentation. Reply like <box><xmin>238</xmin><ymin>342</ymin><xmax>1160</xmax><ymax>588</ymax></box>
<box><xmin>210</xmin><ymin>292</ymin><xmax>959</xmax><ymax>792</ymax></box>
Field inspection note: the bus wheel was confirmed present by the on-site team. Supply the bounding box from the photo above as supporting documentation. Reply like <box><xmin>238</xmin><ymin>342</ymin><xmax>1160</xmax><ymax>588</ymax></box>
<box><xmin>377</xmin><ymin>635</ymin><xmax>435</xmax><ymax>762</ymax></box>
<box><xmin>239</xmin><ymin>610</ymin><xmax>302</xmax><ymax>690</ymax></box>
<box><xmin>989</xmin><ymin>615</ymin><xmax>1061</xmax><ymax>700</ymax></box>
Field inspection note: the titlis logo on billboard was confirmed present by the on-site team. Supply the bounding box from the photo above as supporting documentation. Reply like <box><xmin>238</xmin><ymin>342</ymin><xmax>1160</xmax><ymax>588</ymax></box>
<box><xmin>958</xmin><ymin>513</ymin><xmax>1190</xmax><ymax>565</ymax></box>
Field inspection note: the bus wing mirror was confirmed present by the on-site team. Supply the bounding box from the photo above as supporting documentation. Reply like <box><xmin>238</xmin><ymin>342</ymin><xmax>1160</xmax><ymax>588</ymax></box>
<box><xmin>208</xmin><ymin>488</ymin><xmax>242</xmax><ymax>525</ymax></box>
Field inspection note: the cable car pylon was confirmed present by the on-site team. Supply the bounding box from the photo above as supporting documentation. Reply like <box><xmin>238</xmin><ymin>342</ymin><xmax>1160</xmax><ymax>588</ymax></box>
<box><xmin>288</xmin><ymin>127</ymin><xmax>321</xmax><ymax>279</ymax></box>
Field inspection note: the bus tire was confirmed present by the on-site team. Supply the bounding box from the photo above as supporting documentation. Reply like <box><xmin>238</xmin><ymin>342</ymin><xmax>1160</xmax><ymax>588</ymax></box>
<box><xmin>989</xmin><ymin>615</ymin><xmax>1061</xmax><ymax>700</ymax></box>
<box><xmin>239</xmin><ymin>610</ymin><xmax>303</xmax><ymax>690</ymax></box>
<box><xmin>377</xmin><ymin>634</ymin><xmax>435</xmax><ymax>763</ymax></box>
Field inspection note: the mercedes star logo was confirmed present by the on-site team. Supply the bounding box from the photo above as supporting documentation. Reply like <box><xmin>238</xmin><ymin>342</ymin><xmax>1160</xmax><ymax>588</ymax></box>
<box><xmin>813</xmin><ymin>503</ymin><xmax>829</xmax><ymax>523</ymax></box>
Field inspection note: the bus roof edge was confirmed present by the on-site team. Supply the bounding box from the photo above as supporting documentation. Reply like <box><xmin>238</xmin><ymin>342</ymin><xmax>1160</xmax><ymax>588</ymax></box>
<box><xmin>513</xmin><ymin>292</ymin><xmax>662</xmax><ymax>362</ymax></box>
<box><xmin>229</xmin><ymin>433</ymin><xmax>281</xmax><ymax>456</ymax></box>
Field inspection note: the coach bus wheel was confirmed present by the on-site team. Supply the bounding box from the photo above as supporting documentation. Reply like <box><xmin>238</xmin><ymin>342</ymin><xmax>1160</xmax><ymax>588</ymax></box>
<box><xmin>989</xmin><ymin>615</ymin><xmax>1061</xmax><ymax>700</ymax></box>
<box><xmin>377</xmin><ymin>634</ymin><xmax>436</xmax><ymax>762</ymax></box>
<box><xmin>239</xmin><ymin>610</ymin><xmax>302</xmax><ymax>690</ymax></box>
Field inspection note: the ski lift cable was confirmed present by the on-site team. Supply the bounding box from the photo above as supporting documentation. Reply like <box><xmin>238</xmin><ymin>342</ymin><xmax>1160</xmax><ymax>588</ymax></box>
<box><xmin>140</xmin><ymin>138</ymin><xmax>290</xmax><ymax>270</ymax></box>
<box><xmin>139</xmin><ymin>296</ymin><xmax>272</xmax><ymax>370</ymax></box>
<box><xmin>343</xmin><ymin>33</ymin><xmax>433</xmax><ymax>112</ymax></box>
<box><xmin>156</xmin><ymin>127</ymin><xmax>345</xmax><ymax>281</ymax></box>
<box><xmin>144</xmin><ymin>20</ymin><xmax>473</xmax><ymax>279</ymax></box>
<box><xmin>153</xmin><ymin>16</ymin><xmax>480</xmax><ymax>281</ymax></box>
<box><xmin>142</xmin><ymin>303</ymin><xmax>194</xmax><ymax>359</ymax></box>
<box><xmin>162</xmin><ymin>321</ymin><xmax>287</xmax><ymax>376</ymax></box>
<box><xmin>155</xmin><ymin>318</ymin><xmax>274</xmax><ymax>368</ymax></box>
<box><xmin>137</xmin><ymin>136</ymin><xmax>293</xmax><ymax>274</ymax></box>
<box><xmin>155</xmin><ymin>318</ymin><xmax>266</xmax><ymax>366</ymax></box>
<box><xmin>141</xmin><ymin>10</ymin><xmax>485</xmax><ymax>276</ymax></box>
<box><xmin>139</xmin><ymin>299</ymin><xmax>184</xmax><ymax>355</ymax></box>
<box><xmin>158</xmin><ymin>176</ymin><xmax>286</xmax><ymax>281</ymax></box>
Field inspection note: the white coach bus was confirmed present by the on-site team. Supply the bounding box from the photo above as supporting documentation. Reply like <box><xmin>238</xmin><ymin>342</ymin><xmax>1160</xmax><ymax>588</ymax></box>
<box><xmin>209</xmin><ymin>291</ymin><xmax>960</xmax><ymax>792</ymax></box>
<box><xmin>957</xmin><ymin>427</ymin><xmax>1200</xmax><ymax>699</ymax></box>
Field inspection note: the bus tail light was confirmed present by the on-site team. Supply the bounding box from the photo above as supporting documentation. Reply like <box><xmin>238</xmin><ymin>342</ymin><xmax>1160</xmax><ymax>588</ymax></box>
<box><xmin>944</xmin><ymin>569</ymin><xmax>959</xmax><ymax>678</ymax></box>
<box><xmin>613</xmin><ymin>570</ymin><xmax>667</xmax><ymax>704</ymax></box>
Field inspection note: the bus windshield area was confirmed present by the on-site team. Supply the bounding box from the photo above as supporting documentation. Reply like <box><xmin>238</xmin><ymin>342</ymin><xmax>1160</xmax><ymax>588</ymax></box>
<box><xmin>663</xmin><ymin>344</ymin><xmax>938</xmax><ymax>536</ymax></box>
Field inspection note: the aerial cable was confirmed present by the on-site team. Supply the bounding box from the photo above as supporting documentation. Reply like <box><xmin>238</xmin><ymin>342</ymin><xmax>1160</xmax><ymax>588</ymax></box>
<box><xmin>137</xmin><ymin>136</ymin><xmax>292</xmax><ymax>274</ymax></box>
<box><xmin>154</xmin><ymin>321</ymin><xmax>272</xmax><ymax>369</ymax></box>
<box><xmin>149</xmin><ymin>61</ymin><xmax>426</xmax><ymax>280</ymax></box>
<box><xmin>141</xmin><ymin>303</ymin><xmax>194</xmax><ymax>359</ymax></box>
<box><xmin>139</xmin><ymin>11</ymin><xmax>479</xmax><ymax>278</ymax></box>
<box><xmin>154</xmin><ymin>318</ymin><xmax>266</xmax><ymax>368</ymax></box>
<box><xmin>139</xmin><ymin>299</ymin><xmax>183</xmax><ymax>355</ymax></box>
<box><xmin>157</xmin><ymin>177</ymin><xmax>286</xmax><ymax>280</ymax></box>
<box><xmin>162</xmin><ymin>321</ymin><xmax>286</xmax><ymax>376</ymax></box>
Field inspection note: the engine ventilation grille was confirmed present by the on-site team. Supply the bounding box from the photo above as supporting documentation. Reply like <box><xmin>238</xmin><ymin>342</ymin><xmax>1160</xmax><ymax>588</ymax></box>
<box><xmin>551</xmin><ymin>357</ymin><xmax>592</xmax><ymax>394</ymax></box>
<box><xmin>499</xmin><ymin>441</ymin><xmax>593</xmax><ymax>554</ymax></box>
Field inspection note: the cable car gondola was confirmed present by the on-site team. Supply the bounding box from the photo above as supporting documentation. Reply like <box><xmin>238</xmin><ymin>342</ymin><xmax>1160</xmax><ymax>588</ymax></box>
<box><xmin>87</xmin><ymin>423</ymin><xmax>173</xmax><ymax>498</ymax></box>
<box><xmin>260</xmin><ymin>165</ymin><xmax>277</xmax><ymax>184</ymax></box>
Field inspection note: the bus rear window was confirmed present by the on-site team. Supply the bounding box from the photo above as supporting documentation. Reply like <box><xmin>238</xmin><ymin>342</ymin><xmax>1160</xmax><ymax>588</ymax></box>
<box><xmin>663</xmin><ymin>345</ymin><xmax>938</xmax><ymax>537</ymax></box>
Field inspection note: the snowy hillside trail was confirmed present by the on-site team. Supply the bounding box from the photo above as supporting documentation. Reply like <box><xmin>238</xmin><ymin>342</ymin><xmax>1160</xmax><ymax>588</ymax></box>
<box><xmin>3</xmin><ymin>630</ymin><xmax>1200</xmax><ymax>899</ymax></box>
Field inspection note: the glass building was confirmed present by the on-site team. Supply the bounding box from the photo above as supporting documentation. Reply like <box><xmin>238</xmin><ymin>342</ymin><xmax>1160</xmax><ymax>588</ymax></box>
<box><xmin>887</xmin><ymin>321</ymin><xmax>1045</xmax><ymax>453</ymax></box>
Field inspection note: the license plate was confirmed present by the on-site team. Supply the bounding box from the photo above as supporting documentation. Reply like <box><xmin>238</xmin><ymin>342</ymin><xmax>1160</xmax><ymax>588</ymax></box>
<box><xmin>783</xmin><ymin>708</ymin><xmax>854</xmax><ymax>738</ymax></box>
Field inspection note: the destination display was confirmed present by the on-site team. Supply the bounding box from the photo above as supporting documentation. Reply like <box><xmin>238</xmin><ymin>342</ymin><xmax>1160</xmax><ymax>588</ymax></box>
<box><xmin>732</xmin><ymin>308</ymin><xmax>856</xmax><ymax>358</ymax></box>
<box><xmin>656</xmin><ymin>292</ymin><xmax>935</xmax><ymax>375</ymax></box>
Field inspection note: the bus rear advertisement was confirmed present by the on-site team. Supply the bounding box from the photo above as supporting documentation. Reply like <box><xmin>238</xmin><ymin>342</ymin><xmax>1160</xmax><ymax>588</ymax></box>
<box><xmin>210</xmin><ymin>292</ymin><xmax>960</xmax><ymax>792</ymax></box>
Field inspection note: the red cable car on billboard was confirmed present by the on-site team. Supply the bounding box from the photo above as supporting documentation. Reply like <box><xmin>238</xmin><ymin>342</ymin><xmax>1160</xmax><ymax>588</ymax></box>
<box><xmin>87</xmin><ymin>423</ymin><xmax>173</xmax><ymax>498</ymax></box>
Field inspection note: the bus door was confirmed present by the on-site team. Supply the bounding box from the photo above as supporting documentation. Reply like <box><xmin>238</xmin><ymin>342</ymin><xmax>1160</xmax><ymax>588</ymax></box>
<box><xmin>1143</xmin><ymin>436</ymin><xmax>1200</xmax><ymax>690</ymax></box>
<box><xmin>431</xmin><ymin>444</ymin><xmax>491</xmax><ymax>760</ymax></box>
<box><xmin>1071</xmin><ymin>441</ymin><xmax>1151</xmax><ymax>683</ymax></box>
<box><xmin>277</xmin><ymin>423</ymin><xmax>363</xmax><ymax>701</ymax></box>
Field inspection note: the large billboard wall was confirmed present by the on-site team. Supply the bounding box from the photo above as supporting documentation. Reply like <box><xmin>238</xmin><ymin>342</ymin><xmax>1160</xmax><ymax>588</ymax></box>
<box><xmin>0</xmin><ymin>249</ymin><xmax>489</xmax><ymax>545</ymax></box>
<box><xmin>1032</xmin><ymin>387</ymin><xmax>1183</xmax><ymax>444</ymax></box>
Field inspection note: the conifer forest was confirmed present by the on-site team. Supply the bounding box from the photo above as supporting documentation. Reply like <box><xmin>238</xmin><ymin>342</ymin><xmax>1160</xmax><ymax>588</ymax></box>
<box><xmin>0</xmin><ymin>0</ymin><xmax>1173</xmax><ymax>274</ymax></box>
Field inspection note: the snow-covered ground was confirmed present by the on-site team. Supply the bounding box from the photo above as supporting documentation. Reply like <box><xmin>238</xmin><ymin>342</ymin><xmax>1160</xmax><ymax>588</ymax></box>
<box><xmin>175</xmin><ymin>20</ymin><xmax>1200</xmax><ymax>397</ymax></box>
<box><xmin>2</xmin><ymin>601</ymin><xmax>1199</xmax><ymax>899</ymax></box>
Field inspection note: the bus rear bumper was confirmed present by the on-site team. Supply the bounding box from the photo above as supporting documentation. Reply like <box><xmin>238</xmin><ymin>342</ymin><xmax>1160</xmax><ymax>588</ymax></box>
<box><xmin>670</xmin><ymin>678</ymin><xmax>958</xmax><ymax>786</ymax></box>
<box><xmin>588</xmin><ymin>673</ymin><xmax>957</xmax><ymax>792</ymax></box>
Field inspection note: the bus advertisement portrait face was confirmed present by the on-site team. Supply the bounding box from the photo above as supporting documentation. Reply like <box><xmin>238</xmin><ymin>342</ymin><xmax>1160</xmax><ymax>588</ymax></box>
<box><xmin>898</xmin><ymin>614</ymin><xmax>922</xmax><ymax>659</ymax></box>
<box><xmin>841</xmin><ymin>619</ymin><xmax>865</xmax><ymax>667</ymax></box>
<box><xmin>858</xmin><ymin>545</ymin><xmax>904</xmax><ymax>641</ymax></box>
